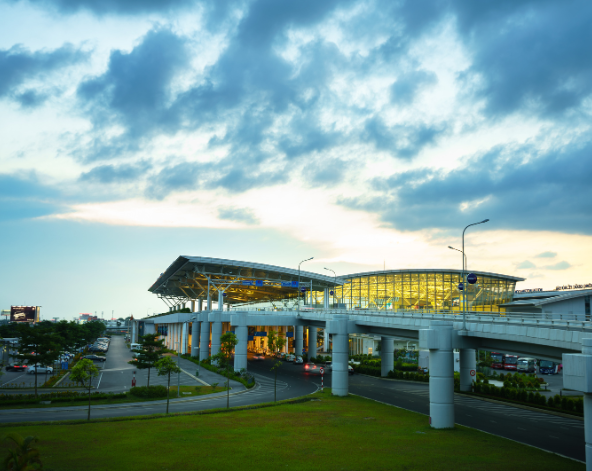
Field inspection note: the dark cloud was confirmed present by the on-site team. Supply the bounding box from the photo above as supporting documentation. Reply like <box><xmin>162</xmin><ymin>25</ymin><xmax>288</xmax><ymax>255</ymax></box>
<box><xmin>79</xmin><ymin>161</ymin><xmax>152</xmax><ymax>183</ymax></box>
<box><xmin>0</xmin><ymin>43</ymin><xmax>86</xmax><ymax>105</ymax></box>
<box><xmin>207</xmin><ymin>168</ymin><xmax>287</xmax><ymax>194</ymax></box>
<box><xmin>340</xmin><ymin>140</ymin><xmax>592</xmax><ymax>234</ymax></box>
<box><xmin>77</xmin><ymin>28</ymin><xmax>187</xmax><ymax>156</ymax></box>
<box><xmin>13</xmin><ymin>0</ymin><xmax>196</xmax><ymax>15</ymax></box>
<box><xmin>145</xmin><ymin>160</ymin><xmax>206</xmax><ymax>200</ymax></box>
<box><xmin>218</xmin><ymin>206</ymin><xmax>259</xmax><ymax>225</ymax></box>
<box><xmin>362</xmin><ymin>118</ymin><xmax>446</xmax><ymax>158</ymax></box>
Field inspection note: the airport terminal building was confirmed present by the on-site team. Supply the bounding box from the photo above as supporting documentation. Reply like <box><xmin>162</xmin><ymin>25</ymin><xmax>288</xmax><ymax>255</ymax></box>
<box><xmin>132</xmin><ymin>256</ymin><xmax>530</xmax><ymax>356</ymax></box>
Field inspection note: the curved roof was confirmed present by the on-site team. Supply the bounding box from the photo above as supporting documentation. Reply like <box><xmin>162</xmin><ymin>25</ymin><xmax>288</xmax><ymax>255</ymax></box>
<box><xmin>340</xmin><ymin>268</ymin><xmax>525</xmax><ymax>283</ymax></box>
<box><xmin>149</xmin><ymin>256</ymin><xmax>342</xmax><ymax>305</ymax></box>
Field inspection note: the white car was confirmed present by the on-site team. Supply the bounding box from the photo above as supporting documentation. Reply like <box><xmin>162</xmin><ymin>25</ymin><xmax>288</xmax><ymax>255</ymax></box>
<box><xmin>27</xmin><ymin>365</ymin><xmax>53</xmax><ymax>374</ymax></box>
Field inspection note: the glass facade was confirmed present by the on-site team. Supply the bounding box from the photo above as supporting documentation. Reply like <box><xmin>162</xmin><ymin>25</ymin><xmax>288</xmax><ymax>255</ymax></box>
<box><xmin>327</xmin><ymin>270</ymin><xmax>517</xmax><ymax>313</ymax></box>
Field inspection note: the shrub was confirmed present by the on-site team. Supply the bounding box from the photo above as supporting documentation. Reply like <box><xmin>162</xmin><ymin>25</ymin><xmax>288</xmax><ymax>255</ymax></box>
<box><xmin>547</xmin><ymin>396</ymin><xmax>554</xmax><ymax>407</ymax></box>
<box><xmin>130</xmin><ymin>385</ymin><xmax>168</xmax><ymax>398</ymax></box>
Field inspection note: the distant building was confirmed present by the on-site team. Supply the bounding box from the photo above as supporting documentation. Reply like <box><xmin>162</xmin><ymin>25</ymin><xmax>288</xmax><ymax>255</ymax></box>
<box><xmin>502</xmin><ymin>289</ymin><xmax>592</xmax><ymax>320</ymax></box>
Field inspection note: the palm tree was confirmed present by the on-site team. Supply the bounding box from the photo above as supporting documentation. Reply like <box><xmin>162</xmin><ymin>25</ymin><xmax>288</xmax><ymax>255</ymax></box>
<box><xmin>3</xmin><ymin>433</ymin><xmax>42</xmax><ymax>471</ymax></box>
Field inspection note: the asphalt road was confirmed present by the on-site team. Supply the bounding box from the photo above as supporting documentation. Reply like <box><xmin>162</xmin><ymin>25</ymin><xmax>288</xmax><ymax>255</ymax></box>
<box><xmin>0</xmin><ymin>342</ymin><xmax>584</xmax><ymax>463</ymax></box>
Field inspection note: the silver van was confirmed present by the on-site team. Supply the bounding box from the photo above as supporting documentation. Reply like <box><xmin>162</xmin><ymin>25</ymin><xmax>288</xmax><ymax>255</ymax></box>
<box><xmin>517</xmin><ymin>357</ymin><xmax>537</xmax><ymax>373</ymax></box>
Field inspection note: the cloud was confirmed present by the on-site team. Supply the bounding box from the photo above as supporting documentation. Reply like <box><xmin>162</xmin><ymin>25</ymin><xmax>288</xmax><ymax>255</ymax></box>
<box><xmin>14</xmin><ymin>0</ymin><xmax>197</xmax><ymax>15</ymax></box>
<box><xmin>340</xmin><ymin>140</ymin><xmax>592</xmax><ymax>234</ymax></box>
<box><xmin>451</xmin><ymin>0</ymin><xmax>592</xmax><ymax>117</ymax></box>
<box><xmin>390</xmin><ymin>70</ymin><xmax>438</xmax><ymax>106</ymax></box>
<box><xmin>517</xmin><ymin>261</ymin><xmax>535</xmax><ymax>269</ymax></box>
<box><xmin>544</xmin><ymin>261</ymin><xmax>571</xmax><ymax>271</ymax></box>
<box><xmin>0</xmin><ymin>173</ymin><xmax>64</xmax><ymax>222</ymax></box>
<box><xmin>0</xmin><ymin>43</ymin><xmax>86</xmax><ymax>105</ymax></box>
<box><xmin>77</xmin><ymin>28</ymin><xmax>188</xmax><ymax>158</ymax></box>
<box><xmin>145</xmin><ymin>160</ymin><xmax>205</xmax><ymax>200</ymax></box>
<box><xmin>218</xmin><ymin>206</ymin><xmax>259</xmax><ymax>225</ymax></box>
<box><xmin>79</xmin><ymin>161</ymin><xmax>152</xmax><ymax>183</ymax></box>
<box><xmin>536</xmin><ymin>251</ymin><xmax>557</xmax><ymax>258</ymax></box>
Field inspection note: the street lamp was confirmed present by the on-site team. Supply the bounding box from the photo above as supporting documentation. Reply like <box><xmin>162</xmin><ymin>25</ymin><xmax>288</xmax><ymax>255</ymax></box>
<box><xmin>297</xmin><ymin>257</ymin><xmax>314</xmax><ymax>316</ymax></box>
<box><xmin>448</xmin><ymin>246</ymin><xmax>467</xmax><ymax>271</ymax></box>
<box><xmin>461</xmin><ymin>219</ymin><xmax>490</xmax><ymax>330</ymax></box>
<box><xmin>324</xmin><ymin>268</ymin><xmax>337</xmax><ymax>309</ymax></box>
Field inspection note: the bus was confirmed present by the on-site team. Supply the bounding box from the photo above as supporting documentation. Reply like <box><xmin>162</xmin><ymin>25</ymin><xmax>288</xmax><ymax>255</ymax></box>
<box><xmin>490</xmin><ymin>352</ymin><xmax>505</xmax><ymax>369</ymax></box>
<box><xmin>539</xmin><ymin>360</ymin><xmax>562</xmax><ymax>375</ymax></box>
<box><xmin>504</xmin><ymin>355</ymin><xmax>518</xmax><ymax>371</ymax></box>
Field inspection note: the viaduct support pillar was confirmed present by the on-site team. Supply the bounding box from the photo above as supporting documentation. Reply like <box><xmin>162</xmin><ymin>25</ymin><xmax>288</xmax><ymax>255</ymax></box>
<box><xmin>210</xmin><ymin>312</ymin><xmax>222</xmax><ymax>364</ymax></box>
<box><xmin>564</xmin><ymin>338</ymin><xmax>592</xmax><ymax>470</ymax></box>
<box><xmin>295</xmin><ymin>325</ymin><xmax>303</xmax><ymax>357</ymax></box>
<box><xmin>381</xmin><ymin>336</ymin><xmax>395</xmax><ymax>377</ymax></box>
<box><xmin>191</xmin><ymin>300</ymin><xmax>195</xmax><ymax>312</ymax></box>
<box><xmin>308</xmin><ymin>327</ymin><xmax>317</xmax><ymax>359</ymax></box>
<box><xmin>331</xmin><ymin>315</ymin><xmax>349</xmax><ymax>396</ymax></box>
<box><xmin>181</xmin><ymin>323</ymin><xmax>188</xmax><ymax>355</ymax></box>
<box><xmin>199</xmin><ymin>317</ymin><xmax>210</xmax><ymax>361</ymax></box>
<box><xmin>420</xmin><ymin>321</ymin><xmax>454</xmax><ymax>429</ymax></box>
<box><xmin>191</xmin><ymin>321</ymin><xmax>200</xmax><ymax>358</ymax></box>
<box><xmin>459</xmin><ymin>348</ymin><xmax>476</xmax><ymax>392</ymax></box>
<box><xmin>232</xmin><ymin>312</ymin><xmax>248</xmax><ymax>373</ymax></box>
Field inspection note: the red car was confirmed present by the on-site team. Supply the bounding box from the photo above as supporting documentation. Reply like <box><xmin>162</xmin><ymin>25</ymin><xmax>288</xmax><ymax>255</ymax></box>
<box><xmin>6</xmin><ymin>364</ymin><xmax>28</xmax><ymax>372</ymax></box>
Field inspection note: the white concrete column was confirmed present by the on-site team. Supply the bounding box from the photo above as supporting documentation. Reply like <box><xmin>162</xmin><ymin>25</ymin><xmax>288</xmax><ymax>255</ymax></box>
<box><xmin>420</xmin><ymin>320</ymin><xmax>454</xmax><ymax>429</ymax></box>
<box><xmin>308</xmin><ymin>327</ymin><xmax>317</xmax><ymax>359</ymax></box>
<box><xmin>324</xmin><ymin>288</ymin><xmax>330</xmax><ymax>309</ymax></box>
<box><xmin>233</xmin><ymin>312</ymin><xmax>248</xmax><ymax>373</ymax></box>
<box><xmin>330</xmin><ymin>315</ymin><xmax>349</xmax><ymax>396</ymax></box>
<box><xmin>191</xmin><ymin>300</ymin><xmax>196</xmax><ymax>312</ymax></box>
<box><xmin>210</xmin><ymin>312</ymin><xmax>222</xmax><ymax>364</ymax></box>
<box><xmin>181</xmin><ymin>323</ymin><xmax>188</xmax><ymax>355</ymax></box>
<box><xmin>380</xmin><ymin>336</ymin><xmax>395</xmax><ymax>377</ymax></box>
<box><xmin>295</xmin><ymin>325</ymin><xmax>303</xmax><ymax>356</ymax></box>
<box><xmin>460</xmin><ymin>348</ymin><xmax>477</xmax><ymax>392</ymax></box>
<box><xmin>198</xmin><ymin>298</ymin><xmax>203</xmax><ymax>311</ymax></box>
<box><xmin>191</xmin><ymin>321</ymin><xmax>199</xmax><ymax>358</ymax></box>
<box><xmin>207</xmin><ymin>283</ymin><xmax>212</xmax><ymax>311</ymax></box>
<box><xmin>564</xmin><ymin>338</ymin><xmax>592</xmax><ymax>470</ymax></box>
<box><xmin>324</xmin><ymin>329</ymin><xmax>329</xmax><ymax>352</ymax></box>
<box><xmin>199</xmin><ymin>316</ymin><xmax>210</xmax><ymax>361</ymax></box>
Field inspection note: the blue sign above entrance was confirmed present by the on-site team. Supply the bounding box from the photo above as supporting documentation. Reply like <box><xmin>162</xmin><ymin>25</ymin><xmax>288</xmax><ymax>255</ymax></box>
<box><xmin>254</xmin><ymin>331</ymin><xmax>267</xmax><ymax>337</ymax></box>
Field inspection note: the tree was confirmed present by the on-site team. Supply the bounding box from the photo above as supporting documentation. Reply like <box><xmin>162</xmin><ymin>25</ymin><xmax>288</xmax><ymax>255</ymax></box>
<box><xmin>212</xmin><ymin>332</ymin><xmax>238</xmax><ymax>409</ymax></box>
<box><xmin>3</xmin><ymin>433</ymin><xmax>42</xmax><ymax>471</ymax></box>
<box><xmin>129</xmin><ymin>333</ymin><xmax>165</xmax><ymax>387</ymax></box>
<box><xmin>70</xmin><ymin>358</ymin><xmax>100</xmax><ymax>421</ymax></box>
<box><xmin>155</xmin><ymin>356</ymin><xmax>181</xmax><ymax>414</ymax></box>
<box><xmin>266</xmin><ymin>329</ymin><xmax>286</xmax><ymax>402</ymax></box>
<box><xmin>12</xmin><ymin>324</ymin><xmax>60</xmax><ymax>398</ymax></box>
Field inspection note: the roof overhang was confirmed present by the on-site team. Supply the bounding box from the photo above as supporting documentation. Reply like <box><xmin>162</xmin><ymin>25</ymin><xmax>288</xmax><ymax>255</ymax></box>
<box><xmin>149</xmin><ymin>256</ymin><xmax>342</xmax><ymax>306</ymax></box>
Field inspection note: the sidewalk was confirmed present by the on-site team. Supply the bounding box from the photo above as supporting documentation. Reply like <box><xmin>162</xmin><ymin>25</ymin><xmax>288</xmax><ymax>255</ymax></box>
<box><xmin>175</xmin><ymin>355</ymin><xmax>246</xmax><ymax>393</ymax></box>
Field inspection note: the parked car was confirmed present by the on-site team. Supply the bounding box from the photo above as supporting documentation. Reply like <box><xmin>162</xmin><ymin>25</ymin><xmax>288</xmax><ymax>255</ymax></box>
<box><xmin>324</xmin><ymin>361</ymin><xmax>332</xmax><ymax>370</ymax></box>
<box><xmin>294</xmin><ymin>356</ymin><xmax>304</xmax><ymax>365</ymax></box>
<box><xmin>5</xmin><ymin>364</ymin><xmax>28</xmax><ymax>372</ymax></box>
<box><xmin>84</xmin><ymin>355</ymin><xmax>107</xmax><ymax>362</ymax></box>
<box><xmin>348</xmin><ymin>365</ymin><xmax>354</xmax><ymax>375</ymax></box>
<box><xmin>286</xmin><ymin>354</ymin><xmax>295</xmax><ymax>362</ymax></box>
<box><xmin>252</xmin><ymin>354</ymin><xmax>265</xmax><ymax>361</ymax></box>
<box><xmin>27</xmin><ymin>365</ymin><xmax>53</xmax><ymax>374</ymax></box>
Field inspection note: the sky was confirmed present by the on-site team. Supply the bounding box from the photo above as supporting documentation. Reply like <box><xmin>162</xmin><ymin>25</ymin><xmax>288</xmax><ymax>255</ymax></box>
<box><xmin>1</xmin><ymin>0</ymin><xmax>591</xmax><ymax>321</ymax></box>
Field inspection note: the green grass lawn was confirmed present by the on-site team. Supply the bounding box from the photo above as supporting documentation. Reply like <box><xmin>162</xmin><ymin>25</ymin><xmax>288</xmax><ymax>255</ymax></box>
<box><xmin>0</xmin><ymin>391</ymin><xmax>583</xmax><ymax>471</ymax></box>
<box><xmin>0</xmin><ymin>386</ymin><xmax>229</xmax><ymax>409</ymax></box>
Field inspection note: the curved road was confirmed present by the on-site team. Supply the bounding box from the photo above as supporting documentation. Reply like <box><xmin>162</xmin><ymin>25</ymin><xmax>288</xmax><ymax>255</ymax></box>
<box><xmin>0</xmin><ymin>339</ymin><xmax>585</xmax><ymax>462</ymax></box>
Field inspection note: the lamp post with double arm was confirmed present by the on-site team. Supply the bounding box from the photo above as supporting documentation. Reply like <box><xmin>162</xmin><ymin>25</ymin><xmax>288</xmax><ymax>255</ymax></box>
<box><xmin>461</xmin><ymin>219</ymin><xmax>489</xmax><ymax>330</ymax></box>
<box><xmin>297</xmin><ymin>257</ymin><xmax>314</xmax><ymax>317</ymax></box>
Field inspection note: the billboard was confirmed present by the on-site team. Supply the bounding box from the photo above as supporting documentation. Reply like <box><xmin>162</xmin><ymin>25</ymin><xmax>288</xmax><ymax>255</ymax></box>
<box><xmin>10</xmin><ymin>306</ymin><xmax>39</xmax><ymax>323</ymax></box>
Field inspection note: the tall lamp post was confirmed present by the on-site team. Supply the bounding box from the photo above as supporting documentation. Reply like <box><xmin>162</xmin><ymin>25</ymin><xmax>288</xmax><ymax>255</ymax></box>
<box><xmin>297</xmin><ymin>257</ymin><xmax>314</xmax><ymax>317</ymax></box>
<box><xmin>461</xmin><ymin>219</ymin><xmax>489</xmax><ymax>331</ymax></box>
<box><xmin>324</xmin><ymin>268</ymin><xmax>337</xmax><ymax>309</ymax></box>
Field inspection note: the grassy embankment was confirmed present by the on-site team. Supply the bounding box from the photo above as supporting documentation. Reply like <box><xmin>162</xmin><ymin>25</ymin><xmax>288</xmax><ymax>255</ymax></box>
<box><xmin>0</xmin><ymin>391</ymin><xmax>582</xmax><ymax>471</ymax></box>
